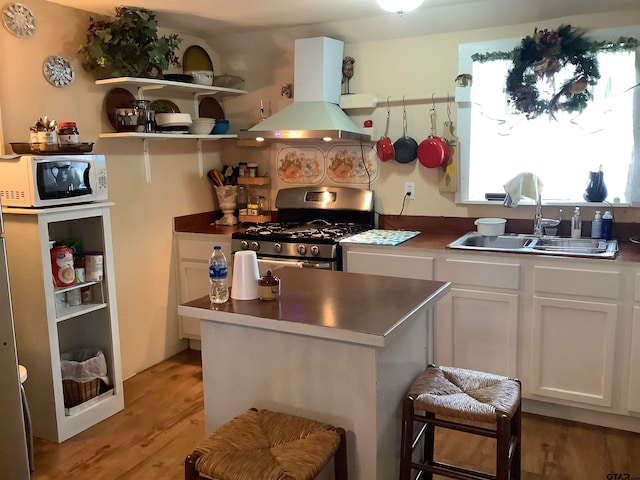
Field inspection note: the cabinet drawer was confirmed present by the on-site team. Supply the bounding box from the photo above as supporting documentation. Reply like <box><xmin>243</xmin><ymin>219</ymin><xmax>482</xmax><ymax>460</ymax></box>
<box><xmin>178</xmin><ymin>237</ymin><xmax>230</xmax><ymax>261</ymax></box>
<box><xmin>436</xmin><ymin>259</ymin><xmax>520</xmax><ymax>290</ymax></box>
<box><xmin>346</xmin><ymin>251</ymin><xmax>433</xmax><ymax>280</ymax></box>
<box><xmin>534</xmin><ymin>266</ymin><xmax>619</xmax><ymax>299</ymax></box>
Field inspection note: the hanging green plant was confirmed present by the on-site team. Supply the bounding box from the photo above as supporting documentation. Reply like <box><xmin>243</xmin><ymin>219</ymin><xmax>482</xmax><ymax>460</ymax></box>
<box><xmin>472</xmin><ymin>25</ymin><xmax>638</xmax><ymax>120</ymax></box>
<box><xmin>78</xmin><ymin>7</ymin><xmax>182</xmax><ymax>79</ymax></box>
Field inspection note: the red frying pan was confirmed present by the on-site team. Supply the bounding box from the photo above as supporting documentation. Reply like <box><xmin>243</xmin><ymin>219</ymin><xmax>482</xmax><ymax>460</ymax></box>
<box><xmin>418</xmin><ymin>107</ymin><xmax>449</xmax><ymax>168</ymax></box>
<box><xmin>376</xmin><ymin>100</ymin><xmax>394</xmax><ymax>162</ymax></box>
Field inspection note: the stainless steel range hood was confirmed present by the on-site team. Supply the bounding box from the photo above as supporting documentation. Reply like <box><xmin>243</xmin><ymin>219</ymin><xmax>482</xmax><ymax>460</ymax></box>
<box><xmin>238</xmin><ymin>37</ymin><xmax>370</xmax><ymax>143</ymax></box>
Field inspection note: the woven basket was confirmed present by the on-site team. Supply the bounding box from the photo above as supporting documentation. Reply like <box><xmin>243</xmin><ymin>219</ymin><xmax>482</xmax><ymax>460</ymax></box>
<box><xmin>62</xmin><ymin>378</ymin><xmax>101</xmax><ymax>408</ymax></box>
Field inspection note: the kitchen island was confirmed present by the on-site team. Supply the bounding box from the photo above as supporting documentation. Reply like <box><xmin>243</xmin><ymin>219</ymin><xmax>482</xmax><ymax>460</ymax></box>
<box><xmin>178</xmin><ymin>267</ymin><xmax>450</xmax><ymax>480</ymax></box>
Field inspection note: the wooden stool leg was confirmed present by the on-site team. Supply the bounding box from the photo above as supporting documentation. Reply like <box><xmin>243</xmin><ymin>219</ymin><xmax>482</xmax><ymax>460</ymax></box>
<box><xmin>334</xmin><ymin>427</ymin><xmax>348</xmax><ymax>480</ymax></box>
<box><xmin>185</xmin><ymin>453</ymin><xmax>200</xmax><ymax>480</ymax></box>
<box><xmin>399</xmin><ymin>397</ymin><xmax>415</xmax><ymax>480</ymax></box>
<box><xmin>496</xmin><ymin>414</ymin><xmax>511</xmax><ymax>480</ymax></box>
<box><xmin>423</xmin><ymin>412</ymin><xmax>435</xmax><ymax>480</ymax></box>
<box><xmin>511</xmin><ymin>404</ymin><xmax>522</xmax><ymax>479</ymax></box>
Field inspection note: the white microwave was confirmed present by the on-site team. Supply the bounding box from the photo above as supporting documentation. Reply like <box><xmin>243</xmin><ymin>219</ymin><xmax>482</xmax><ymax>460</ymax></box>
<box><xmin>0</xmin><ymin>154</ymin><xmax>108</xmax><ymax>207</ymax></box>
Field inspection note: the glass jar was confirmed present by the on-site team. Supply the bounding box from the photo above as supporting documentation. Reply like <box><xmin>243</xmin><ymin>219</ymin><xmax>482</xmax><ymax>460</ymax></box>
<box><xmin>257</xmin><ymin>196</ymin><xmax>266</xmax><ymax>216</ymax></box>
<box><xmin>57</xmin><ymin>122</ymin><xmax>80</xmax><ymax>144</ymax></box>
<box><xmin>247</xmin><ymin>191</ymin><xmax>259</xmax><ymax>216</ymax></box>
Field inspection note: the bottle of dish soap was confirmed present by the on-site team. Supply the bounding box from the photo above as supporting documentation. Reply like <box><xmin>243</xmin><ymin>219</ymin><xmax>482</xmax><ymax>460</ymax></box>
<box><xmin>571</xmin><ymin>207</ymin><xmax>582</xmax><ymax>239</ymax></box>
<box><xmin>591</xmin><ymin>211</ymin><xmax>602</xmax><ymax>239</ymax></box>
<box><xmin>601</xmin><ymin>210</ymin><xmax>613</xmax><ymax>240</ymax></box>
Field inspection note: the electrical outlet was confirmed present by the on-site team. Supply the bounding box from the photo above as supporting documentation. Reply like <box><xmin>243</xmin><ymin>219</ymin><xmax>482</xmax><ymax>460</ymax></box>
<box><xmin>404</xmin><ymin>182</ymin><xmax>415</xmax><ymax>199</ymax></box>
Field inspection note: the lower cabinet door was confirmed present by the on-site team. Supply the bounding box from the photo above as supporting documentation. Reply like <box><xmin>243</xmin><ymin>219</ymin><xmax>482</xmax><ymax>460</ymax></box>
<box><xmin>436</xmin><ymin>288</ymin><xmax>519</xmax><ymax>377</ymax></box>
<box><xmin>628</xmin><ymin>307</ymin><xmax>640</xmax><ymax>413</ymax></box>
<box><xmin>178</xmin><ymin>260</ymin><xmax>210</xmax><ymax>339</ymax></box>
<box><xmin>530</xmin><ymin>295</ymin><xmax>617</xmax><ymax>408</ymax></box>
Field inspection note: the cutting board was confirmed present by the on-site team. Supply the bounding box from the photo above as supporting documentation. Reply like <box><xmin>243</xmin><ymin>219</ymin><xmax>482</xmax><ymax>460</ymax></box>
<box><xmin>438</xmin><ymin>120</ymin><xmax>459</xmax><ymax>193</ymax></box>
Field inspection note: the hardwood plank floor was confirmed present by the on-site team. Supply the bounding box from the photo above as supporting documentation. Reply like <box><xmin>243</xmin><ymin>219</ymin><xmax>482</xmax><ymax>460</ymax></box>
<box><xmin>31</xmin><ymin>350</ymin><xmax>640</xmax><ymax>480</ymax></box>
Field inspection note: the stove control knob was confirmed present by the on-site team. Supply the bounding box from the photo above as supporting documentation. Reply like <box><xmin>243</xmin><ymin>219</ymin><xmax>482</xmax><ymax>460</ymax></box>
<box><xmin>250</xmin><ymin>241</ymin><xmax>260</xmax><ymax>252</ymax></box>
<box><xmin>310</xmin><ymin>245</ymin><xmax>320</xmax><ymax>256</ymax></box>
<box><xmin>274</xmin><ymin>243</ymin><xmax>282</xmax><ymax>253</ymax></box>
<box><xmin>240</xmin><ymin>240</ymin><xmax>249</xmax><ymax>250</ymax></box>
<box><xmin>298</xmin><ymin>244</ymin><xmax>307</xmax><ymax>255</ymax></box>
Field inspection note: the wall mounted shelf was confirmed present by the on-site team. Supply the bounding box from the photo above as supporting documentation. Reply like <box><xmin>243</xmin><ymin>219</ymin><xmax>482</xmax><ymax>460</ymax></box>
<box><xmin>96</xmin><ymin>77</ymin><xmax>248</xmax><ymax>184</ymax></box>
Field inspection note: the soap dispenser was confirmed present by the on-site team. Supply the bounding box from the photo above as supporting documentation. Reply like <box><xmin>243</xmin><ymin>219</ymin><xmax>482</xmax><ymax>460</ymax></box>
<box><xmin>591</xmin><ymin>211</ymin><xmax>602</xmax><ymax>239</ymax></box>
<box><xmin>571</xmin><ymin>207</ymin><xmax>582</xmax><ymax>239</ymax></box>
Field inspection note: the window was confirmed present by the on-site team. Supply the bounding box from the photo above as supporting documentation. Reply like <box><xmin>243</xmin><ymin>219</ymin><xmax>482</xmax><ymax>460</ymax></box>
<box><xmin>457</xmin><ymin>26</ymin><xmax>640</xmax><ymax>205</ymax></box>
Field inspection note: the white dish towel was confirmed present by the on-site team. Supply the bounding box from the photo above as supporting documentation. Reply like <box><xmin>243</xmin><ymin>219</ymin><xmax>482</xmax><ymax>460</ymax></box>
<box><xmin>503</xmin><ymin>172</ymin><xmax>543</xmax><ymax>207</ymax></box>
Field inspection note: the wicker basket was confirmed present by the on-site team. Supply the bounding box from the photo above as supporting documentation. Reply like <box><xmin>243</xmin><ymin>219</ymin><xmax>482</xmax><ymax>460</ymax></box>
<box><xmin>62</xmin><ymin>378</ymin><xmax>101</xmax><ymax>408</ymax></box>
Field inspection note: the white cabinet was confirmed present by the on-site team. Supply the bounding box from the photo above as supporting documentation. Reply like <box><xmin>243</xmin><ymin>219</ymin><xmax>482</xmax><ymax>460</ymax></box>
<box><xmin>528</xmin><ymin>265</ymin><xmax>620</xmax><ymax>408</ymax></box>
<box><xmin>3</xmin><ymin>203</ymin><xmax>123</xmax><ymax>443</ymax></box>
<box><xmin>628</xmin><ymin>274</ymin><xmax>640</xmax><ymax>413</ymax></box>
<box><xmin>175</xmin><ymin>232</ymin><xmax>231</xmax><ymax>341</ymax></box>
<box><xmin>435</xmin><ymin>257</ymin><xmax>520</xmax><ymax>377</ymax></box>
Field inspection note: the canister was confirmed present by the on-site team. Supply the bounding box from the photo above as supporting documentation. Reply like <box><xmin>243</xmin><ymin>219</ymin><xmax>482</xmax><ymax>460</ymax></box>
<box><xmin>51</xmin><ymin>246</ymin><xmax>76</xmax><ymax>287</ymax></box>
<box><xmin>57</xmin><ymin>122</ymin><xmax>80</xmax><ymax>144</ymax></box>
<box><xmin>84</xmin><ymin>252</ymin><xmax>104</xmax><ymax>282</ymax></box>
<box><xmin>248</xmin><ymin>163</ymin><xmax>258</xmax><ymax>177</ymax></box>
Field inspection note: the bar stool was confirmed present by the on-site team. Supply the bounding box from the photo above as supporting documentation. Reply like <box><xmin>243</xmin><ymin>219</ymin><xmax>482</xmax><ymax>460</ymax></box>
<box><xmin>19</xmin><ymin>365</ymin><xmax>34</xmax><ymax>473</ymax></box>
<box><xmin>185</xmin><ymin>408</ymin><xmax>348</xmax><ymax>480</ymax></box>
<box><xmin>399</xmin><ymin>365</ymin><xmax>521</xmax><ymax>480</ymax></box>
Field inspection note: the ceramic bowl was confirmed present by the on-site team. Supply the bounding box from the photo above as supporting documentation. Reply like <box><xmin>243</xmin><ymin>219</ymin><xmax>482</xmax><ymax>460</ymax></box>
<box><xmin>185</xmin><ymin>70</ymin><xmax>214</xmax><ymax>86</ymax></box>
<box><xmin>212</xmin><ymin>119</ymin><xmax>229</xmax><ymax>134</ymax></box>
<box><xmin>155</xmin><ymin>113</ymin><xmax>192</xmax><ymax>127</ymax></box>
<box><xmin>189</xmin><ymin>119</ymin><xmax>216</xmax><ymax>135</ymax></box>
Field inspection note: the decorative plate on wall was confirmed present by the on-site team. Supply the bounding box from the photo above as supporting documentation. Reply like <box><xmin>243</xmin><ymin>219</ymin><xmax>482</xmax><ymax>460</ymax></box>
<box><xmin>3</xmin><ymin>2</ymin><xmax>35</xmax><ymax>38</ymax></box>
<box><xmin>43</xmin><ymin>55</ymin><xmax>75</xmax><ymax>87</ymax></box>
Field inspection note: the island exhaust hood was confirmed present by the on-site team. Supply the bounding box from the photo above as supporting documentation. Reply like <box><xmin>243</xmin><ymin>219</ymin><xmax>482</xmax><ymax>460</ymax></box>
<box><xmin>238</xmin><ymin>37</ymin><xmax>370</xmax><ymax>143</ymax></box>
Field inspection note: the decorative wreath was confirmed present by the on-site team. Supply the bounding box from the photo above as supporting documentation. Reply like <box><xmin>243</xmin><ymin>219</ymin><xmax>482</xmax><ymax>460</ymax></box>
<box><xmin>472</xmin><ymin>25</ymin><xmax>638</xmax><ymax>120</ymax></box>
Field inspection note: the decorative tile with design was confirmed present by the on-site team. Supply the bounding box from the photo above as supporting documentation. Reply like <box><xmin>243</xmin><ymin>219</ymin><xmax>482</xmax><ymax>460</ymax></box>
<box><xmin>276</xmin><ymin>147</ymin><xmax>324</xmax><ymax>184</ymax></box>
<box><xmin>326</xmin><ymin>144</ymin><xmax>378</xmax><ymax>184</ymax></box>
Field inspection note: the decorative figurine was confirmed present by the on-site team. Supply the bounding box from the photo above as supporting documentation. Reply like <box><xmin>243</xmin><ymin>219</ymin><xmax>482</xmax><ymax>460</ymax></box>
<box><xmin>342</xmin><ymin>56</ymin><xmax>355</xmax><ymax>94</ymax></box>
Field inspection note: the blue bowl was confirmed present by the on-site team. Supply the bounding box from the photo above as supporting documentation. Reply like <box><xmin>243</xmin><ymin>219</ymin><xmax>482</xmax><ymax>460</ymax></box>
<box><xmin>212</xmin><ymin>120</ymin><xmax>229</xmax><ymax>134</ymax></box>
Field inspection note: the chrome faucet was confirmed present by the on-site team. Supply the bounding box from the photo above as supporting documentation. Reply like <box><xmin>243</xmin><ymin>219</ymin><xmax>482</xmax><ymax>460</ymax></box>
<box><xmin>533</xmin><ymin>196</ymin><xmax>561</xmax><ymax>237</ymax></box>
<box><xmin>504</xmin><ymin>192</ymin><xmax>560</xmax><ymax>237</ymax></box>
<box><xmin>533</xmin><ymin>194</ymin><xmax>544</xmax><ymax>237</ymax></box>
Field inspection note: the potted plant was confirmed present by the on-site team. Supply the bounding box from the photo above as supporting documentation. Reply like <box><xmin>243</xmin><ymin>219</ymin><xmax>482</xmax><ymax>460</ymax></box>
<box><xmin>78</xmin><ymin>6</ymin><xmax>182</xmax><ymax>79</ymax></box>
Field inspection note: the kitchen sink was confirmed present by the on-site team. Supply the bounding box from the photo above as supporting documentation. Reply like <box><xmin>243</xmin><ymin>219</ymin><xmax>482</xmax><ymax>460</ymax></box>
<box><xmin>448</xmin><ymin>232</ymin><xmax>618</xmax><ymax>258</ymax></box>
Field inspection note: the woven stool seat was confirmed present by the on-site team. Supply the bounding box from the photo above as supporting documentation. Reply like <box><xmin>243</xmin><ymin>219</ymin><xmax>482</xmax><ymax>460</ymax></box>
<box><xmin>408</xmin><ymin>365</ymin><xmax>521</xmax><ymax>424</ymax></box>
<box><xmin>400</xmin><ymin>365</ymin><xmax>522</xmax><ymax>480</ymax></box>
<box><xmin>185</xmin><ymin>408</ymin><xmax>347</xmax><ymax>480</ymax></box>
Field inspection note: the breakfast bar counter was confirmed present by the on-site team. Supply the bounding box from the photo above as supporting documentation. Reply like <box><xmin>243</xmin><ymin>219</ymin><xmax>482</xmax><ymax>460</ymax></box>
<box><xmin>178</xmin><ymin>267</ymin><xmax>450</xmax><ymax>480</ymax></box>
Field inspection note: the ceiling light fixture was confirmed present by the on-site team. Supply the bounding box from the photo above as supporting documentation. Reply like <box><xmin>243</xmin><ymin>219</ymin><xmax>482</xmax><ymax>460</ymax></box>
<box><xmin>377</xmin><ymin>0</ymin><xmax>424</xmax><ymax>15</ymax></box>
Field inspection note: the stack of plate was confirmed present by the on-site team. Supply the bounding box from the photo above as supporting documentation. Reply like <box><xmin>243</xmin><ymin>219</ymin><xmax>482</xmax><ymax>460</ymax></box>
<box><xmin>155</xmin><ymin>113</ymin><xmax>192</xmax><ymax>134</ymax></box>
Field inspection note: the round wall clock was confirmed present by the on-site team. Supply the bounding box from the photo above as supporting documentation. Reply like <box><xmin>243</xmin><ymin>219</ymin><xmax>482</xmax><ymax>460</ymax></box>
<box><xmin>43</xmin><ymin>55</ymin><xmax>75</xmax><ymax>88</ymax></box>
<box><xmin>2</xmin><ymin>3</ymin><xmax>36</xmax><ymax>38</ymax></box>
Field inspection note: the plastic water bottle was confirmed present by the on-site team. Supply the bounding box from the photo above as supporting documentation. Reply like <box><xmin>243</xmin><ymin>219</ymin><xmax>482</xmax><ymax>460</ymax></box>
<box><xmin>601</xmin><ymin>211</ymin><xmax>613</xmax><ymax>241</ymax></box>
<box><xmin>209</xmin><ymin>246</ymin><xmax>229</xmax><ymax>304</ymax></box>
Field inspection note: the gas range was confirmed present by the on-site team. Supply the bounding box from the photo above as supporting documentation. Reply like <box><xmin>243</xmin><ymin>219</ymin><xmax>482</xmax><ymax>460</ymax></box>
<box><xmin>231</xmin><ymin>186</ymin><xmax>374</xmax><ymax>270</ymax></box>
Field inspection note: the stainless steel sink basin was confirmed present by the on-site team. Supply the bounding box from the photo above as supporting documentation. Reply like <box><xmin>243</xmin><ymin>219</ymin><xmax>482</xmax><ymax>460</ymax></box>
<box><xmin>448</xmin><ymin>232</ymin><xmax>618</xmax><ymax>258</ymax></box>
<box><xmin>532</xmin><ymin>238</ymin><xmax>611</xmax><ymax>254</ymax></box>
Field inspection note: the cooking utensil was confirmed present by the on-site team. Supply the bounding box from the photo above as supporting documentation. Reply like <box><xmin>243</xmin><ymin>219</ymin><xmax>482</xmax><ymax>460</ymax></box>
<box><xmin>393</xmin><ymin>97</ymin><xmax>417</xmax><ymax>164</ymax></box>
<box><xmin>438</xmin><ymin>118</ymin><xmax>459</xmax><ymax>192</ymax></box>
<box><xmin>418</xmin><ymin>103</ymin><xmax>449</xmax><ymax>168</ymax></box>
<box><xmin>376</xmin><ymin>98</ymin><xmax>394</xmax><ymax>162</ymax></box>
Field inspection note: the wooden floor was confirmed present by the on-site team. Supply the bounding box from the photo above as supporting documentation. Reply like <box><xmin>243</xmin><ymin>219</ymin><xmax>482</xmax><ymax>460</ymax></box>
<box><xmin>31</xmin><ymin>349</ymin><xmax>640</xmax><ymax>480</ymax></box>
